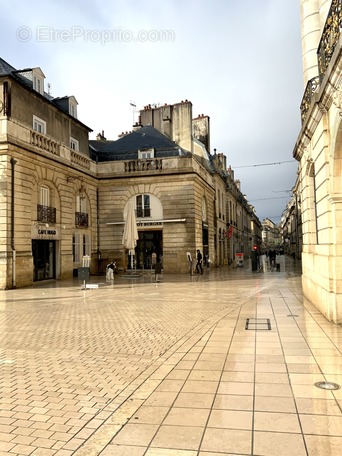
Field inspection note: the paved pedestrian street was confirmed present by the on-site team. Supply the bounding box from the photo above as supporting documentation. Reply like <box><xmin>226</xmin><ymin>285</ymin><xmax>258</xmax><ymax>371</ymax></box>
<box><xmin>1</xmin><ymin>256</ymin><xmax>342</xmax><ymax>455</ymax></box>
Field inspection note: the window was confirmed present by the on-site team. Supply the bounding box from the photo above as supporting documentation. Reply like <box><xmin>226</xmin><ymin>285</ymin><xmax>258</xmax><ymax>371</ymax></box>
<box><xmin>32</xmin><ymin>67</ymin><xmax>45</xmax><ymax>95</ymax></box>
<box><xmin>69</xmin><ymin>98</ymin><xmax>78</xmax><ymax>118</ymax></box>
<box><xmin>38</xmin><ymin>185</ymin><xmax>56</xmax><ymax>223</ymax></box>
<box><xmin>33</xmin><ymin>76</ymin><xmax>42</xmax><ymax>93</ymax></box>
<box><xmin>70</xmin><ymin>138</ymin><xmax>79</xmax><ymax>151</ymax></box>
<box><xmin>138</xmin><ymin>149</ymin><xmax>154</xmax><ymax>159</ymax></box>
<box><xmin>73</xmin><ymin>233</ymin><xmax>90</xmax><ymax>263</ymax></box>
<box><xmin>76</xmin><ymin>194</ymin><xmax>87</xmax><ymax>213</ymax></box>
<box><xmin>202</xmin><ymin>198</ymin><xmax>207</xmax><ymax>222</ymax></box>
<box><xmin>40</xmin><ymin>185</ymin><xmax>49</xmax><ymax>206</ymax></box>
<box><xmin>33</xmin><ymin>115</ymin><xmax>46</xmax><ymax>135</ymax></box>
<box><xmin>136</xmin><ymin>194</ymin><xmax>151</xmax><ymax>217</ymax></box>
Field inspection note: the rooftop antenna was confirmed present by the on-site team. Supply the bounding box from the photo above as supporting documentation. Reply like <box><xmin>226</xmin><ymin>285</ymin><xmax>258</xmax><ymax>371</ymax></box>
<box><xmin>129</xmin><ymin>101</ymin><xmax>136</xmax><ymax>125</ymax></box>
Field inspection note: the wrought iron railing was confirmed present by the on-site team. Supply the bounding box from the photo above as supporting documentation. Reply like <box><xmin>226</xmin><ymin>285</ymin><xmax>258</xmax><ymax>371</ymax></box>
<box><xmin>317</xmin><ymin>0</ymin><xmax>342</xmax><ymax>79</ymax></box>
<box><xmin>124</xmin><ymin>158</ymin><xmax>162</xmax><ymax>172</ymax></box>
<box><xmin>37</xmin><ymin>205</ymin><xmax>56</xmax><ymax>223</ymax></box>
<box><xmin>300</xmin><ymin>76</ymin><xmax>320</xmax><ymax>123</ymax></box>
<box><xmin>75</xmin><ymin>212</ymin><xmax>89</xmax><ymax>227</ymax></box>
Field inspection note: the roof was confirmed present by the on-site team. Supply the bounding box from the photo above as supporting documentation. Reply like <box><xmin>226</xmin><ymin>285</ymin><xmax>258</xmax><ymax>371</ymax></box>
<box><xmin>0</xmin><ymin>58</ymin><xmax>16</xmax><ymax>75</ymax></box>
<box><xmin>0</xmin><ymin>57</ymin><xmax>92</xmax><ymax>132</ymax></box>
<box><xmin>90</xmin><ymin>125</ymin><xmax>190</xmax><ymax>161</ymax></box>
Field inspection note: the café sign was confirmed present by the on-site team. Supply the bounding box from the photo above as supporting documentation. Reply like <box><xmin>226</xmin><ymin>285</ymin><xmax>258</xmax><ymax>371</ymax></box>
<box><xmin>32</xmin><ymin>225</ymin><xmax>59</xmax><ymax>239</ymax></box>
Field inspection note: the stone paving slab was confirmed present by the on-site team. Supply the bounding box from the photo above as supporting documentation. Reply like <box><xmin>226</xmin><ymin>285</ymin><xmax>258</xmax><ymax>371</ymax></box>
<box><xmin>1</xmin><ymin>257</ymin><xmax>342</xmax><ymax>455</ymax></box>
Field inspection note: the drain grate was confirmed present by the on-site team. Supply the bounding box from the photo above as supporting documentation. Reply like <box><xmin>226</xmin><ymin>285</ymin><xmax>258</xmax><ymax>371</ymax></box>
<box><xmin>245</xmin><ymin>318</ymin><xmax>271</xmax><ymax>331</ymax></box>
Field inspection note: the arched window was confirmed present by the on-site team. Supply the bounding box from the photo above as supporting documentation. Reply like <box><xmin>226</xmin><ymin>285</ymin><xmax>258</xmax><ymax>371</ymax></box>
<box><xmin>136</xmin><ymin>194</ymin><xmax>151</xmax><ymax>217</ymax></box>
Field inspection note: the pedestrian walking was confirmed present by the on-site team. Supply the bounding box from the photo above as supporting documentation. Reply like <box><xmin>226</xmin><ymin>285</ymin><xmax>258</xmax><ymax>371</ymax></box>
<box><xmin>195</xmin><ymin>249</ymin><xmax>203</xmax><ymax>274</ymax></box>
<box><xmin>269</xmin><ymin>250</ymin><xmax>276</xmax><ymax>269</ymax></box>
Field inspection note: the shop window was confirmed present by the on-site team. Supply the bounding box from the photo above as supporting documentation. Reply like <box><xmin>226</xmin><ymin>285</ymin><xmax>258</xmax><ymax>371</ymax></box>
<box><xmin>136</xmin><ymin>194</ymin><xmax>151</xmax><ymax>217</ymax></box>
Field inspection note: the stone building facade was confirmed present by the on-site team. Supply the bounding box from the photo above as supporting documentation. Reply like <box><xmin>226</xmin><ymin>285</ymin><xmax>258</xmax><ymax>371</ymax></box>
<box><xmin>294</xmin><ymin>0</ymin><xmax>342</xmax><ymax>322</ymax></box>
<box><xmin>0</xmin><ymin>58</ymin><xmax>96</xmax><ymax>288</ymax></box>
<box><xmin>0</xmin><ymin>58</ymin><xmax>261</xmax><ymax>288</ymax></box>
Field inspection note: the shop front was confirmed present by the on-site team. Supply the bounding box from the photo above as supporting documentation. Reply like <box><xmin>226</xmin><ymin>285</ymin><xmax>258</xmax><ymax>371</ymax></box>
<box><xmin>32</xmin><ymin>225</ymin><xmax>59</xmax><ymax>281</ymax></box>
<box><xmin>135</xmin><ymin>229</ymin><xmax>163</xmax><ymax>269</ymax></box>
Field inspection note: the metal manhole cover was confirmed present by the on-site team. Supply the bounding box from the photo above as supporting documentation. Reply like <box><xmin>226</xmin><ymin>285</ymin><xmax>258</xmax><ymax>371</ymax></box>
<box><xmin>314</xmin><ymin>381</ymin><xmax>341</xmax><ymax>390</ymax></box>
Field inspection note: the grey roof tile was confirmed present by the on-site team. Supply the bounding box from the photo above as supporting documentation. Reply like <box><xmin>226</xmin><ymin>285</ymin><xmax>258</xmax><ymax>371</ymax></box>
<box><xmin>89</xmin><ymin>125</ymin><xmax>188</xmax><ymax>161</ymax></box>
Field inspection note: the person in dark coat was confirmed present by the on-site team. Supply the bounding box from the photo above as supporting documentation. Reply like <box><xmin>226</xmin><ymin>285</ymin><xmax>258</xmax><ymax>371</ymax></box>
<box><xmin>195</xmin><ymin>249</ymin><xmax>203</xmax><ymax>274</ymax></box>
<box><xmin>269</xmin><ymin>250</ymin><xmax>276</xmax><ymax>268</ymax></box>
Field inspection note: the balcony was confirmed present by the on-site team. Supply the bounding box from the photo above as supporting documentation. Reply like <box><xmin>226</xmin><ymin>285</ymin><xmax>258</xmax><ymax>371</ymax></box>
<box><xmin>31</xmin><ymin>131</ymin><xmax>60</xmax><ymax>156</ymax></box>
<box><xmin>124</xmin><ymin>158</ymin><xmax>162</xmax><ymax>172</ymax></box>
<box><xmin>75</xmin><ymin>212</ymin><xmax>89</xmax><ymax>227</ymax></box>
<box><xmin>300</xmin><ymin>76</ymin><xmax>320</xmax><ymax>124</ymax></box>
<box><xmin>37</xmin><ymin>205</ymin><xmax>56</xmax><ymax>223</ymax></box>
<box><xmin>317</xmin><ymin>0</ymin><xmax>342</xmax><ymax>80</ymax></box>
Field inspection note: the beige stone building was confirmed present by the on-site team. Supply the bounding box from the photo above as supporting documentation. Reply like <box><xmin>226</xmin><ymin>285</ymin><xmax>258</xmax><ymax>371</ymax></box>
<box><xmin>261</xmin><ymin>218</ymin><xmax>282</xmax><ymax>251</ymax></box>
<box><xmin>0</xmin><ymin>58</ymin><xmax>261</xmax><ymax>288</ymax></box>
<box><xmin>294</xmin><ymin>0</ymin><xmax>342</xmax><ymax>322</ymax></box>
<box><xmin>0</xmin><ymin>58</ymin><xmax>97</xmax><ymax>288</ymax></box>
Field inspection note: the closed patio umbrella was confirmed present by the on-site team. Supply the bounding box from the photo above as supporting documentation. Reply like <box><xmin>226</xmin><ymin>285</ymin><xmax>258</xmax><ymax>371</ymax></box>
<box><xmin>122</xmin><ymin>200</ymin><xmax>139</xmax><ymax>270</ymax></box>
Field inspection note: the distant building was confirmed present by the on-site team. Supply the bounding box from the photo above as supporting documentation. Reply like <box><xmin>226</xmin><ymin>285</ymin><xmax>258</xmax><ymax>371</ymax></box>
<box><xmin>262</xmin><ymin>218</ymin><xmax>281</xmax><ymax>250</ymax></box>
<box><xmin>280</xmin><ymin>179</ymin><xmax>302</xmax><ymax>260</ymax></box>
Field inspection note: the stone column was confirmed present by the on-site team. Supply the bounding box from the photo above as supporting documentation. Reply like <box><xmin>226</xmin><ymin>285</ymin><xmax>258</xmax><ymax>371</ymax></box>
<box><xmin>300</xmin><ymin>0</ymin><xmax>321</xmax><ymax>86</ymax></box>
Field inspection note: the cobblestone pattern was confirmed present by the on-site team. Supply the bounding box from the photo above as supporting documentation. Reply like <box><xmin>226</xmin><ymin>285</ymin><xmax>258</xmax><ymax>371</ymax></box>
<box><xmin>0</xmin><ymin>271</ymin><xmax>254</xmax><ymax>455</ymax></box>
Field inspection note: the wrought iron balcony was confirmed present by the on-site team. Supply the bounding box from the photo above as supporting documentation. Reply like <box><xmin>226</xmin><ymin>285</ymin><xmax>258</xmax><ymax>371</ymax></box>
<box><xmin>75</xmin><ymin>212</ymin><xmax>89</xmax><ymax>227</ymax></box>
<box><xmin>300</xmin><ymin>76</ymin><xmax>320</xmax><ymax>123</ymax></box>
<box><xmin>317</xmin><ymin>0</ymin><xmax>342</xmax><ymax>80</ymax></box>
<box><xmin>37</xmin><ymin>205</ymin><xmax>56</xmax><ymax>223</ymax></box>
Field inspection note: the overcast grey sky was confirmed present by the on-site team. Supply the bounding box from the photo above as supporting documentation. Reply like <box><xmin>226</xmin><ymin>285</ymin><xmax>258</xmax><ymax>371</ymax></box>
<box><xmin>2</xmin><ymin>0</ymin><xmax>304</xmax><ymax>224</ymax></box>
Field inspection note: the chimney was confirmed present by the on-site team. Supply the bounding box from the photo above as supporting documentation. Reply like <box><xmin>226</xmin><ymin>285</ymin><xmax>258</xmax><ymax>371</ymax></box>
<box><xmin>96</xmin><ymin>130</ymin><xmax>106</xmax><ymax>141</ymax></box>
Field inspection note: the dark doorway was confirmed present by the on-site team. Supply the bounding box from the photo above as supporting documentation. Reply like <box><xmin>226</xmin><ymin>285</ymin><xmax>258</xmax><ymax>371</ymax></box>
<box><xmin>133</xmin><ymin>230</ymin><xmax>163</xmax><ymax>269</ymax></box>
<box><xmin>32</xmin><ymin>240</ymin><xmax>56</xmax><ymax>281</ymax></box>
<box><xmin>202</xmin><ymin>223</ymin><xmax>209</xmax><ymax>265</ymax></box>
